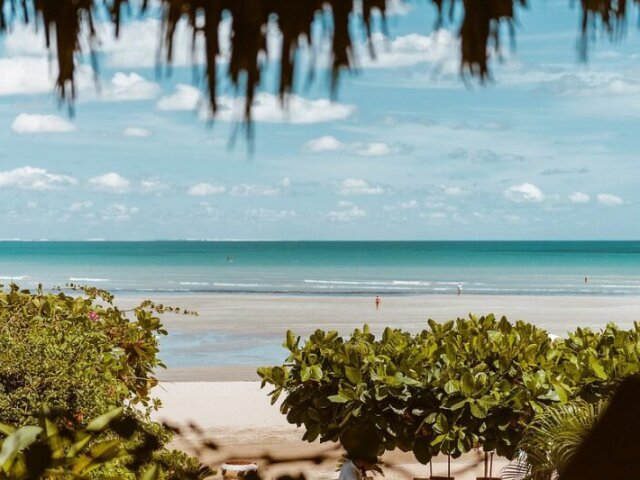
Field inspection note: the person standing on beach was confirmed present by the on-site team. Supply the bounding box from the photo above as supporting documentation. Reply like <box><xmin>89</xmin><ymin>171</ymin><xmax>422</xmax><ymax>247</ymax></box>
<box><xmin>375</xmin><ymin>295</ymin><xmax>381</xmax><ymax>310</ymax></box>
<box><xmin>457</xmin><ymin>283</ymin><xmax>462</xmax><ymax>296</ymax></box>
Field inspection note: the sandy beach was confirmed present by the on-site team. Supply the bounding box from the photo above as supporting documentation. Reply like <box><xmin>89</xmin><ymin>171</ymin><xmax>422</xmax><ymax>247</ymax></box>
<box><xmin>123</xmin><ymin>293</ymin><xmax>640</xmax><ymax>381</ymax></box>
<box><xmin>140</xmin><ymin>293</ymin><xmax>640</xmax><ymax>478</ymax></box>
<box><xmin>151</xmin><ymin>381</ymin><xmax>509</xmax><ymax>480</ymax></box>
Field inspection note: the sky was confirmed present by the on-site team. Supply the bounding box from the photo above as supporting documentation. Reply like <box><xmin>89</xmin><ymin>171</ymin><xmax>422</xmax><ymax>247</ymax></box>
<box><xmin>0</xmin><ymin>1</ymin><xmax>639</xmax><ymax>240</ymax></box>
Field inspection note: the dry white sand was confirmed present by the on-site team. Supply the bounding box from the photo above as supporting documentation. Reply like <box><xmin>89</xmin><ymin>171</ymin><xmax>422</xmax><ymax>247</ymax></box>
<box><xmin>152</xmin><ymin>381</ymin><xmax>509</xmax><ymax>480</ymax></box>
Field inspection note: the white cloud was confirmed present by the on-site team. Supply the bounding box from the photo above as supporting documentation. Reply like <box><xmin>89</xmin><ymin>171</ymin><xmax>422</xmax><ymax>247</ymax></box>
<box><xmin>102</xmin><ymin>203</ymin><xmax>139</xmax><ymax>222</ymax></box>
<box><xmin>400</xmin><ymin>200</ymin><xmax>419</xmax><ymax>209</ymax></box>
<box><xmin>11</xmin><ymin>114</ymin><xmax>76</xmax><ymax>134</ymax></box>
<box><xmin>123</xmin><ymin>127</ymin><xmax>151</xmax><ymax>138</ymax></box>
<box><xmin>352</xmin><ymin>142</ymin><xmax>395</xmax><ymax>156</ymax></box>
<box><xmin>88</xmin><ymin>173</ymin><xmax>130</xmax><ymax>193</ymax></box>
<box><xmin>570</xmin><ymin>192</ymin><xmax>590</xmax><ymax>204</ymax></box>
<box><xmin>0</xmin><ymin>57</ymin><xmax>54</xmax><ymax>95</ymax></box>
<box><xmin>102</xmin><ymin>73</ymin><xmax>160</xmax><ymax>101</ymax></box>
<box><xmin>0</xmin><ymin>55</ymin><xmax>93</xmax><ymax>97</ymax></box>
<box><xmin>280</xmin><ymin>177</ymin><xmax>291</xmax><ymax>188</ymax></box>
<box><xmin>245</xmin><ymin>208</ymin><xmax>297</xmax><ymax>222</ymax></box>
<box><xmin>199</xmin><ymin>201</ymin><xmax>218</xmax><ymax>215</ymax></box>
<box><xmin>597</xmin><ymin>193</ymin><xmax>624</xmax><ymax>206</ymax></box>
<box><xmin>304</xmin><ymin>136</ymin><xmax>345</xmax><ymax>153</ymax></box>
<box><xmin>304</xmin><ymin>136</ymin><xmax>404</xmax><ymax>156</ymax></box>
<box><xmin>386</xmin><ymin>0</ymin><xmax>412</xmax><ymax>15</ymax></box>
<box><xmin>198</xmin><ymin>93</ymin><xmax>355</xmax><ymax>124</ymax></box>
<box><xmin>0</xmin><ymin>57</ymin><xmax>156</xmax><ymax>103</ymax></box>
<box><xmin>187</xmin><ymin>183</ymin><xmax>226</xmax><ymax>196</ymax></box>
<box><xmin>421</xmin><ymin>211</ymin><xmax>448</xmax><ymax>221</ymax></box>
<box><xmin>338</xmin><ymin>178</ymin><xmax>385</xmax><ymax>195</ymax></box>
<box><xmin>504</xmin><ymin>183</ymin><xmax>545</xmax><ymax>203</ymax></box>
<box><xmin>327</xmin><ymin>204</ymin><xmax>366</xmax><ymax>222</ymax></box>
<box><xmin>443</xmin><ymin>186</ymin><xmax>469</xmax><ymax>196</ymax></box>
<box><xmin>157</xmin><ymin>84</ymin><xmax>201</xmax><ymax>111</ymax></box>
<box><xmin>0</xmin><ymin>166</ymin><xmax>77</xmax><ymax>190</ymax></box>
<box><xmin>543</xmin><ymin>72</ymin><xmax>640</xmax><ymax>98</ymax></box>
<box><xmin>101</xmin><ymin>18</ymin><xmax>214</xmax><ymax>68</ymax></box>
<box><xmin>230</xmin><ymin>184</ymin><xmax>280</xmax><ymax>197</ymax></box>
<box><xmin>68</xmin><ymin>201</ymin><xmax>94</xmax><ymax>212</ymax></box>
<box><xmin>359</xmin><ymin>30</ymin><xmax>458</xmax><ymax>71</ymax></box>
<box><xmin>140</xmin><ymin>179</ymin><xmax>168</xmax><ymax>194</ymax></box>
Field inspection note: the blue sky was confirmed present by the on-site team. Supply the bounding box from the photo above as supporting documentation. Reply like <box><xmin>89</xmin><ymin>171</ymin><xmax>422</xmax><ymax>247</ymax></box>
<box><xmin>0</xmin><ymin>0</ymin><xmax>638</xmax><ymax>240</ymax></box>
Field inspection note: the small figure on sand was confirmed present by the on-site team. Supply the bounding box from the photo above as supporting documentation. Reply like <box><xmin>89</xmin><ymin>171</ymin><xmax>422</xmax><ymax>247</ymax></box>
<box><xmin>585</xmin><ymin>275</ymin><xmax>588</xmax><ymax>283</ymax></box>
<box><xmin>456</xmin><ymin>283</ymin><xmax>462</xmax><ymax>296</ymax></box>
<box><xmin>375</xmin><ymin>295</ymin><xmax>381</xmax><ymax>310</ymax></box>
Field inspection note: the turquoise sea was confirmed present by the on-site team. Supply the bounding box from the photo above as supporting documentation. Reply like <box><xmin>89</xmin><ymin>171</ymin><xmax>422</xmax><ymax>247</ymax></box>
<box><xmin>1</xmin><ymin>241</ymin><xmax>640</xmax><ymax>296</ymax></box>
<box><xmin>3</xmin><ymin>241</ymin><xmax>640</xmax><ymax>367</ymax></box>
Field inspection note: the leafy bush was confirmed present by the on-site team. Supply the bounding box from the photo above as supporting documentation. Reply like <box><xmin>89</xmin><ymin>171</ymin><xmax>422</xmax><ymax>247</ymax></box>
<box><xmin>0</xmin><ymin>283</ymin><xmax>210</xmax><ymax>479</ymax></box>
<box><xmin>0</xmin><ymin>283</ymin><xmax>167</xmax><ymax>426</ymax></box>
<box><xmin>259</xmin><ymin>316</ymin><xmax>640</xmax><ymax>464</ymax></box>
<box><xmin>0</xmin><ymin>406</ymin><xmax>212</xmax><ymax>479</ymax></box>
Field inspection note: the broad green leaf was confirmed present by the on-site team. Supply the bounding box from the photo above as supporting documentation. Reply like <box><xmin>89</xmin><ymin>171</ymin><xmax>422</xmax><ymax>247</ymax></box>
<box><xmin>311</xmin><ymin>365</ymin><xmax>323</xmax><ymax>381</ymax></box>
<box><xmin>0</xmin><ymin>426</ymin><xmax>42</xmax><ymax>469</ymax></box>
<box><xmin>469</xmin><ymin>402</ymin><xmax>487</xmax><ymax>419</ymax></box>
<box><xmin>85</xmin><ymin>407</ymin><xmax>124</xmax><ymax>432</ymax></box>
<box><xmin>140</xmin><ymin>464</ymin><xmax>161</xmax><ymax>480</ymax></box>
<box><xmin>345</xmin><ymin>366</ymin><xmax>362</xmax><ymax>385</ymax></box>
<box><xmin>588</xmin><ymin>356</ymin><xmax>607</xmax><ymax>380</ymax></box>
<box><xmin>444</xmin><ymin>379</ymin><xmax>459</xmax><ymax>394</ymax></box>
<box><xmin>328</xmin><ymin>393</ymin><xmax>350</xmax><ymax>403</ymax></box>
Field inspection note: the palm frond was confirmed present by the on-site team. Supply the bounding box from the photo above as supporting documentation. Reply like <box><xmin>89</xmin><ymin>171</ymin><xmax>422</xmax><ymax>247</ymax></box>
<box><xmin>0</xmin><ymin>0</ymin><xmax>638</xmax><ymax>123</ymax></box>
<box><xmin>505</xmin><ymin>400</ymin><xmax>607</xmax><ymax>480</ymax></box>
<box><xmin>500</xmin><ymin>450</ymin><xmax>531</xmax><ymax>480</ymax></box>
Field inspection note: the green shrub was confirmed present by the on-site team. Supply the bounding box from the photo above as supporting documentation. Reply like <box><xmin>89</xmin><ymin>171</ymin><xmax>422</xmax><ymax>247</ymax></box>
<box><xmin>0</xmin><ymin>406</ymin><xmax>212</xmax><ymax>479</ymax></box>
<box><xmin>0</xmin><ymin>283</ymin><xmax>210</xmax><ymax>479</ymax></box>
<box><xmin>259</xmin><ymin>315</ymin><xmax>640</xmax><ymax>464</ymax></box>
<box><xmin>0</xmin><ymin>283</ymin><xmax>167</xmax><ymax>426</ymax></box>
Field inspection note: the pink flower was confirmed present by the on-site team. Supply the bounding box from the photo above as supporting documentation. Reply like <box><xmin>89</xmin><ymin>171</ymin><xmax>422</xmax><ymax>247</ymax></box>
<box><xmin>88</xmin><ymin>311</ymin><xmax>99</xmax><ymax>322</ymax></box>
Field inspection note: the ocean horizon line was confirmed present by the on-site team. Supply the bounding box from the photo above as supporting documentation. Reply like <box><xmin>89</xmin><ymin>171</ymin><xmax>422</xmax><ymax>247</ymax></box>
<box><xmin>1</xmin><ymin>239</ymin><xmax>640</xmax><ymax>243</ymax></box>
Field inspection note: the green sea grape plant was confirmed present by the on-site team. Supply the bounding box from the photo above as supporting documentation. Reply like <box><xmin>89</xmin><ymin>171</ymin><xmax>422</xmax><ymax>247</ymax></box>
<box><xmin>555</xmin><ymin>322</ymin><xmax>640</xmax><ymax>402</ymax></box>
<box><xmin>259</xmin><ymin>316</ymin><xmax>640</xmax><ymax>466</ymax></box>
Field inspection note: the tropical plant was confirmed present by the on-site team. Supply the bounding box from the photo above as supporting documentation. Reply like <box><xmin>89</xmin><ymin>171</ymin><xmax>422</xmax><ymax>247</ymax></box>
<box><xmin>0</xmin><ymin>283</ymin><xmax>210</xmax><ymax>479</ymax></box>
<box><xmin>259</xmin><ymin>316</ymin><xmax>640</xmax><ymax>467</ymax></box>
<box><xmin>500</xmin><ymin>400</ymin><xmax>607</xmax><ymax>480</ymax></box>
<box><xmin>0</xmin><ymin>1</ymin><xmax>636</xmax><ymax>123</ymax></box>
<box><xmin>0</xmin><ymin>283</ymin><xmax>168</xmax><ymax>426</ymax></box>
<box><xmin>0</xmin><ymin>405</ymin><xmax>212</xmax><ymax>479</ymax></box>
<box><xmin>555</xmin><ymin>322</ymin><xmax>640</xmax><ymax>402</ymax></box>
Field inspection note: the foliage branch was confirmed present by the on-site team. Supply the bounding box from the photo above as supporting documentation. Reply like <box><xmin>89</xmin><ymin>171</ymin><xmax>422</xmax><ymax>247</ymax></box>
<box><xmin>259</xmin><ymin>315</ymin><xmax>640</xmax><ymax>465</ymax></box>
<box><xmin>0</xmin><ymin>283</ymin><xmax>209</xmax><ymax>478</ymax></box>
